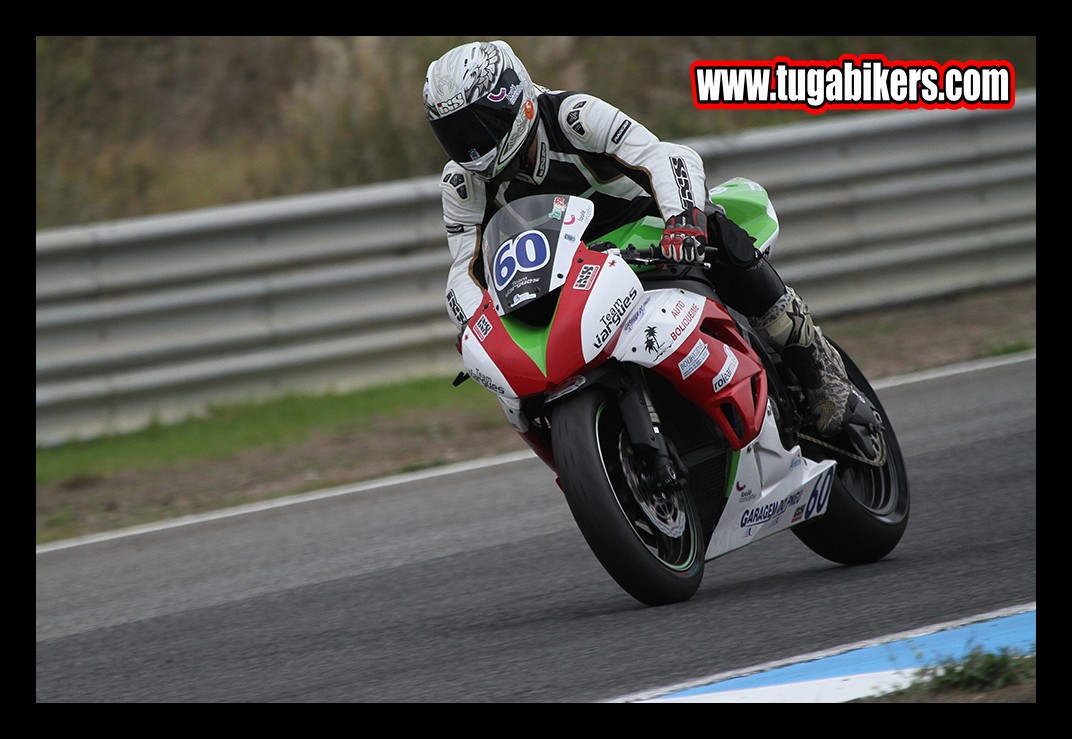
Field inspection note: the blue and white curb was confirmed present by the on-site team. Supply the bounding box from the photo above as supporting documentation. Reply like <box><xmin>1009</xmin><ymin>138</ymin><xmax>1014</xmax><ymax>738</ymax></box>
<box><xmin>615</xmin><ymin>602</ymin><xmax>1036</xmax><ymax>703</ymax></box>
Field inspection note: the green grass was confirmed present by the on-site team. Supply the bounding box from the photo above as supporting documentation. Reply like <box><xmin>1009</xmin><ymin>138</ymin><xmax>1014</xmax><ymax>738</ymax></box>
<box><xmin>920</xmin><ymin>647</ymin><xmax>1035</xmax><ymax>691</ymax></box>
<box><xmin>986</xmin><ymin>340</ymin><xmax>1034</xmax><ymax>357</ymax></box>
<box><xmin>36</xmin><ymin>373</ymin><xmax>496</xmax><ymax>487</ymax></box>
<box><xmin>891</xmin><ymin>646</ymin><xmax>1036</xmax><ymax>700</ymax></box>
<box><xmin>847</xmin><ymin>645</ymin><xmax>1037</xmax><ymax>702</ymax></box>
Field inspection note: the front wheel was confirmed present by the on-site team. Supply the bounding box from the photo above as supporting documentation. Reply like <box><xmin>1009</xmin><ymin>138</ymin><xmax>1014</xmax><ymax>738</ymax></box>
<box><xmin>791</xmin><ymin>341</ymin><xmax>910</xmax><ymax>564</ymax></box>
<box><xmin>552</xmin><ymin>388</ymin><xmax>705</xmax><ymax>607</ymax></box>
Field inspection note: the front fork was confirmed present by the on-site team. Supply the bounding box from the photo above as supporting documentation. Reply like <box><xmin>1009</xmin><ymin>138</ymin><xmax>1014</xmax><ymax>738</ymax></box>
<box><xmin>616</xmin><ymin>364</ymin><xmax>686</xmax><ymax>491</ymax></box>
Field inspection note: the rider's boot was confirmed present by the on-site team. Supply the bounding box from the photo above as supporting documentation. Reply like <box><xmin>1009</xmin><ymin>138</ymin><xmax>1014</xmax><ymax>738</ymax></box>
<box><xmin>749</xmin><ymin>287</ymin><xmax>854</xmax><ymax>436</ymax></box>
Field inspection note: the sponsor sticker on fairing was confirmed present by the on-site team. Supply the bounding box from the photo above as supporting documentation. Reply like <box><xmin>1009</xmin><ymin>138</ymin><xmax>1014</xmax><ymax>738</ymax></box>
<box><xmin>740</xmin><ymin>490</ymin><xmax>804</xmax><ymax>527</ymax></box>
<box><xmin>669</xmin><ymin>299</ymin><xmax>701</xmax><ymax>341</ymax></box>
<box><xmin>468</xmin><ymin>365</ymin><xmax>507</xmax><ymax>395</ymax></box>
<box><xmin>623</xmin><ymin>295</ymin><xmax>651</xmax><ymax>335</ymax></box>
<box><xmin>712</xmin><ymin>344</ymin><xmax>739</xmax><ymax>393</ymax></box>
<box><xmin>474</xmin><ymin>314</ymin><xmax>493</xmax><ymax>341</ymax></box>
<box><xmin>592</xmin><ymin>286</ymin><xmax>638</xmax><ymax>350</ymax></box>
<box><xmin>573</xmin><ymin>264</ymin><xmax>600</xmax><ymax>290</ymax></box>
<box><xmin>678</xmin><ymin>337</ymin><xmax>710</xmax><ymax>380</ymax></box>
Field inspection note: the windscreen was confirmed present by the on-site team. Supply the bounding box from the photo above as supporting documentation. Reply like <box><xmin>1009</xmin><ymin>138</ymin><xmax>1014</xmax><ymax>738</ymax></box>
<box><xmin>481</xmin><ymin>194</ymin><xmax>595</xmax><ymax>316</ymax></box>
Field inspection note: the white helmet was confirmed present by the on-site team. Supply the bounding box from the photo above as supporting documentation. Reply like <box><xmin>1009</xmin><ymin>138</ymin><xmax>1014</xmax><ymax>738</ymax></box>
<box><xmin>423</xmin><ymin>40</ymin><xmax>538</xmax><ymax>181</ymax></box>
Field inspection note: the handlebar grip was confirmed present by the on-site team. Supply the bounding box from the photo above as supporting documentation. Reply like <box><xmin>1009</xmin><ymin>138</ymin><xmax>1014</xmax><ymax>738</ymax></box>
<box><xmin>619</xmin><ymin>243</ymin><xmax>718</xmax><ymax>265</ymax></box>
<box><xmin>590</xmin><ymin>242</ymin><xmax>719</xmax><ymax>265</ymax></box>
<box><xmin>621</xmin><ymin>244</ymin><xmax>658</xmax><ymax>259</ymax></box>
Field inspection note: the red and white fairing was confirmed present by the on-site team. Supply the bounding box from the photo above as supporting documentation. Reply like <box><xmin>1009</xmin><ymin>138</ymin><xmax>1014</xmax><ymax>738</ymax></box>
<box><xmin>459</xmin><ymin>193</ymin><xmax>837</xmax><ymax>561</ymax></box>
<box><xmin>607</xmin><ymin>284</ymin><xmax>768</xmax><ymax>450</ymax></box>
<box><xmin>461</xmin><ymin>192</ymin><xmax>772</xmax><ymax>451</ymax></box>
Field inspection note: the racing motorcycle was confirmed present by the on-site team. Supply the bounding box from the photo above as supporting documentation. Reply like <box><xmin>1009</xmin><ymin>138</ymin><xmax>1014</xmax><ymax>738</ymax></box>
<box><xmin>455</xmin><ymin>178</ymin><xmax>909</xmax><ymax>607</ymax></box>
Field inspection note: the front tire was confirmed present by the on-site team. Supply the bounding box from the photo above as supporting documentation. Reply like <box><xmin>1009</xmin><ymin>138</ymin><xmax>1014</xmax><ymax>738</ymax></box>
<box><xmin>791</xmin><ymin>342</ymin><xmax>910</xmax><ymax>564</ymax></box>
<box><xmin>552</xmin><ymin>388</ymin><xmax>705</xmax><ymax>606</ymax></box>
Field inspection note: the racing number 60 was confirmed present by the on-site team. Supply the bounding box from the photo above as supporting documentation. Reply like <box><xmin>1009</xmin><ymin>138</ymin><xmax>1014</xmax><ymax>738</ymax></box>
<box><xmin>805</xmin><ymin>467</ymin><xmax>834</xmax><ymax>519</ymax></box>
<box><xmin>493</xmin><ymin>230</ymin><xmax>551</xmax><ymax>291</ymax></box>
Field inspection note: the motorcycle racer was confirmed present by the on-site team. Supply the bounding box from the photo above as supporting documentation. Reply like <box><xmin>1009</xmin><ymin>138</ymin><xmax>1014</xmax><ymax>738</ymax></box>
<box><xmin>423</xmin><ymin>39</ymin><xmax>853</xmax><ymax>436</ymax></box>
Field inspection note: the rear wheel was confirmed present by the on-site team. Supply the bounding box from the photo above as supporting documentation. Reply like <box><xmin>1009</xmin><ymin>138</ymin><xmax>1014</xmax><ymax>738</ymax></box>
<box><xmin>552</xmin><ymin>388</ymin><xmax>705</xmax><ymax>606</ymax></box>
<box><xmin>791</xmin><ymin>342</ymin><xmax>910</xmax><ymax>564</ymax></box>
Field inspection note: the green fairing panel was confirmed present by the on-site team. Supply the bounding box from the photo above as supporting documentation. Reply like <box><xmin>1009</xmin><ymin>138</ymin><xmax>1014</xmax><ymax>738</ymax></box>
<box><xmin>501</xmin><ymin>314</ymin><xmax>553</xmax><ymax>376</ymax></box>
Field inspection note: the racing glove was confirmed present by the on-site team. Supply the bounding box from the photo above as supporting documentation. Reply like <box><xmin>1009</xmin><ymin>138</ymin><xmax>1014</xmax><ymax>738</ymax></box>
<box><xmin>659</xmin><ymin>208</ymin><xmax>708</xmax><ymax>264</ymax></box>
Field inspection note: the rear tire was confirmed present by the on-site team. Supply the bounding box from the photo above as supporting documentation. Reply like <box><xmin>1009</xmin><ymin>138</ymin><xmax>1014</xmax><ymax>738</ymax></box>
<box><xmin>552</xmin><ymin>388</ymin><xmax>705</xmax><ymax>606</ymax></box>
<box><xmin>791</xmin><ymin>342</ymin><xmax>910</xmax><ymax>564</ymax></box>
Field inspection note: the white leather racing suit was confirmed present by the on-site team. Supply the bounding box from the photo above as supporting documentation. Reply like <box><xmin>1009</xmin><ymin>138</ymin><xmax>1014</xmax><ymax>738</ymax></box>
<box><xmin>439</xmin><ymin>89</ymin><xmax>708</xmax><ymax>331</ymax></box>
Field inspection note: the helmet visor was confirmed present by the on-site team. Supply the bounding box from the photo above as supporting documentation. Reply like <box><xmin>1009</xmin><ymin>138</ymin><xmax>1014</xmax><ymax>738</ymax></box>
<box><xmin>429</xmin><ymin>68</ymin><xmax>524</xmax><ymax>179</ymax></box>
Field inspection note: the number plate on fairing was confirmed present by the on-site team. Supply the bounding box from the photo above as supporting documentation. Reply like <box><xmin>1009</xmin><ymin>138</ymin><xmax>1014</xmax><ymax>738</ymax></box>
<box><xmin>704</xmin><ymin>401</ymin><xmax>836</xmax><ymax>560</ymax></box>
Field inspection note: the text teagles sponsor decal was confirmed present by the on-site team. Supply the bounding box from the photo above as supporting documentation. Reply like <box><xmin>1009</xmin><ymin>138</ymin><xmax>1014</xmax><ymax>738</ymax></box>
<box><xmin>593</xmin><ymin>287</ymin><xmax>638</xmax><ymax>350</ymax></box>
<box><xmin>469</xmin><ymin>365</ymin><xmax>507</xmax><ymax>395</ymax></box>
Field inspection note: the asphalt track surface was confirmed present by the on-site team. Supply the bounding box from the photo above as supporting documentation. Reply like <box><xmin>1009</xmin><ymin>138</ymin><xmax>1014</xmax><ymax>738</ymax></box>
<box><xmin>36</xmin><ymin>353</ymin><xmax>1036</xmax><ymax>703</ymax></box>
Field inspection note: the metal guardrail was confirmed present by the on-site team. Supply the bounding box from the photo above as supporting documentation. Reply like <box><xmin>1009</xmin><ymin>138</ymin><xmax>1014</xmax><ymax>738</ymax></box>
<box><xmin>36</xmin><ymin>90</ymin><xmax>1036</xmax><ymax>445</ymax></box>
